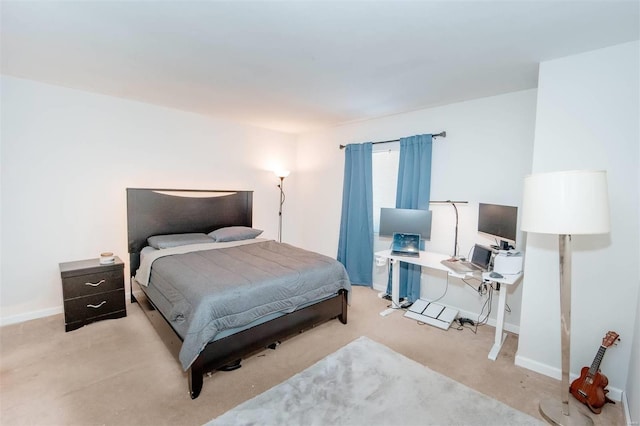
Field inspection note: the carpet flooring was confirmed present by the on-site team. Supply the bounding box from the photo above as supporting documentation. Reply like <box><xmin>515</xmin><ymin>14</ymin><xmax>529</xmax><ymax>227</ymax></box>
<box><xmin>208</xmin><ymin>336</ymin><xmax>543</xmax><ymax>426</ymax></box>
<box><xmin>0</xmin><ymin>286</ymin><xmax>625</xmax><ymax>425</ymax></box>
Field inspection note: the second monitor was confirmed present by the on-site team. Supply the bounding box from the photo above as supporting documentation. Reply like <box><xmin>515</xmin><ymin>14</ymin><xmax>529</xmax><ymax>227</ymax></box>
<box><xmin>478</xmin><ymin>203</ymin><xmax>518</xmax><ymax>250</ymax></box>
<box><xmin>379</xmin><ymin>208</ymin><xmax>432</xmax><ymax>240</ymax></box>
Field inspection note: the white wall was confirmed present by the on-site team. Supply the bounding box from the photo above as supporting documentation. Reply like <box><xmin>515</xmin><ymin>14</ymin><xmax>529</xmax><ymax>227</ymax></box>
<box><xmin>0</xmin><ymin>76</ymin><xmax>296</xmax><ymax>324</ymax></box>
<box><xmin>291</xmin><ymin>89</ymin><xmax>537</xmax><ymax>331</ymax></box>
<box><xmin>630</xmin><ymin>132</ymin><xmax>640</xmax><ymax>425</ymax></box>
<box><xmin>629</xmin><ymin>288</ymin><xmax>640</xmax><ymax>423</ymax></box>
<box><xmin>516</xmin><ymin>41</ymin><xmax>640</xmax><ymax>406</ymax></box>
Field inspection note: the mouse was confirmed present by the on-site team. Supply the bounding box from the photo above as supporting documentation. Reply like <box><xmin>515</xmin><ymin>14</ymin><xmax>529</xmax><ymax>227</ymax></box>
<box><xmin>489</xmin><ymin>271</ymin><xmax>503</xmax><ymax>279</ymax></box>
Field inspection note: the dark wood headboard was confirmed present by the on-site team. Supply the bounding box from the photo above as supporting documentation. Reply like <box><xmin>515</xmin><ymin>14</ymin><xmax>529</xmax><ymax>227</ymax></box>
<box><xmin>126</xmin><ymin>188</ymin><xmax>253</xmax><ymax>274</ymax></box>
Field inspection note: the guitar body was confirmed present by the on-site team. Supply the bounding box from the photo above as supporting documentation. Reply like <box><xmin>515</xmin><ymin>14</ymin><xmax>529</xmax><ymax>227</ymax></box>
<box><xmin>570</xmin><ymin>367</ymin><xmax>609</xmax><ymax>414</ymax></box>
<box><xmin>569</xmin><ymin>331</ymin><xmax>619</xmax><ymax>414</ymax></box>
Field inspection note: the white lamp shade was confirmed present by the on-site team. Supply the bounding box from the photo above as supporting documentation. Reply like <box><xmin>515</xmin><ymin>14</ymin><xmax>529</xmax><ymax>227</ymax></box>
<box><xmin>521</xmin><ymin>170</ymin><xmax>610</xmax><ymax>235</ymax></box>
<box><xmin>274</xmin><ymin>170</ymin><xmax>290</xmax><ymax>178</ymax></box>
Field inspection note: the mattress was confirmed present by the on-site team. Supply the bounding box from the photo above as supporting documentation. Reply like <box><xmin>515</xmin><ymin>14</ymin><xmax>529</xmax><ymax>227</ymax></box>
<box><xmin>140</xmin><ymin>278</ymin><xmax>333</xmax><ymax>343</ymax></box>
<box><xmin>135</xmin><ymin>240</ymin><xmax>351</xmax><ymax>370</ymax></box>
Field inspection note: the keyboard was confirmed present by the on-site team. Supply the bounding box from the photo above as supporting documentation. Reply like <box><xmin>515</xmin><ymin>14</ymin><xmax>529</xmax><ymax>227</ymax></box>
<box><xmin>440</xmin><ymin>259</ymin><xmax>482</xmax><ymax>274</ymax></box>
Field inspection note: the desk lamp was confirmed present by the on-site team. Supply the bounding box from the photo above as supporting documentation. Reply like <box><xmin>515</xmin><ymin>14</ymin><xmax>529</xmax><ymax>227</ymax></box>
<box><xmin>274</xmin><ymin>170</ymin><xmax>290</xmax><ymax>242</ymax></box>
<box><xmin>521</xmin><ymin>170</ymin><xmax>610</xmax><ymax>426</ymax></box>
<box><xmin>430</xmin><ymin>200</ymin><xmax>468</xmax><ymax>257</ymax></box>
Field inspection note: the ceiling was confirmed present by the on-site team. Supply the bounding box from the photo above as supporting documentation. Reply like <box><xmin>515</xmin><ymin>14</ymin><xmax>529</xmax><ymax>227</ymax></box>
<box><xmin>2</xmin><ymin>1</ymin><xmax>638</xmax><ymax>134</ymax></box>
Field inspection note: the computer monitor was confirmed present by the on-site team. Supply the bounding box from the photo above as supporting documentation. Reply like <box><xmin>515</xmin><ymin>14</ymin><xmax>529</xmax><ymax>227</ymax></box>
<box><xmin>379</xmin><ymin>208</ymin><xmax>432</xmax><ymax>240</ymax></box>
<box><xmin>478</xmin><ymin>203</ymin><xmax>518</xmax><ymax>249</ymax></box>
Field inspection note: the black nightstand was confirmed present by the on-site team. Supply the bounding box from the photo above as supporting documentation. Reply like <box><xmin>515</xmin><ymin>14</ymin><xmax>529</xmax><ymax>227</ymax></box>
<box><xmin>59</xmin><ymin>256</ymin><xmax>126</xmax><ymax>332</ymax></box>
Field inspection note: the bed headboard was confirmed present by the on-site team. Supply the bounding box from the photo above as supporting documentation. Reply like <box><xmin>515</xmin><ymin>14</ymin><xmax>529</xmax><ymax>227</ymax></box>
<box><xmin>126</xmin><ymin>188</ymin><xmax>253</xmax><ymax>274</ymax></box>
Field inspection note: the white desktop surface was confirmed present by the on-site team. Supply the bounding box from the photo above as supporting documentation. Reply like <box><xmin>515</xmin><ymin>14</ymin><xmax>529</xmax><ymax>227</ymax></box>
<box><xmin>375</xmin><ymin>249</ymin><xmax>524</xmax><ymax>360</ymax></box>
<box><xmin>375</xmin><ymin>249</ymin><xmax>451</xmax><ymax>270</ymax></box>
<box><xmin>481</xmin><ymin>271</ymin><xmax>522</xmax><ymax>286</ymax></box>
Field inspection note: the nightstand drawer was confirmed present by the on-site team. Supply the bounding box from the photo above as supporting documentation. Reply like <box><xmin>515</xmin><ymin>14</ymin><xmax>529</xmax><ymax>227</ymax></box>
<box><xmin>64</xmin><ymin>289</ymin><xmax>126</xmax><ymax>324</ymax></box>
<box><xmin>62</xmin><ymin>269</ymin><xmax>124</xmax><ymax>299</ymax></box>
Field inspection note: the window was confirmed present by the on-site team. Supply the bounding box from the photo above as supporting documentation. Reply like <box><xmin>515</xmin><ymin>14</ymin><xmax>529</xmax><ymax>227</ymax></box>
<box><xmin>372</xmin><ymin>142</ymin><xmax>399</xmax><ymax>233</ymax></box>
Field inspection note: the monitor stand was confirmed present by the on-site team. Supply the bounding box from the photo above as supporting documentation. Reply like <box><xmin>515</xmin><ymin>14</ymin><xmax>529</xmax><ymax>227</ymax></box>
<box><xmin>403</xmin><ymin>299</ymin><xmax>458</xmax><ymax>330</ymax></box>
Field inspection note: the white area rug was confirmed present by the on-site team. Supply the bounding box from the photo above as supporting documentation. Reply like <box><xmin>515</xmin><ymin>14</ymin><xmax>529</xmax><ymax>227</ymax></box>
<box><xmin>207</xmin><ymin>336</ymin><xmax>543</xmax><ymax>426</ymax></box>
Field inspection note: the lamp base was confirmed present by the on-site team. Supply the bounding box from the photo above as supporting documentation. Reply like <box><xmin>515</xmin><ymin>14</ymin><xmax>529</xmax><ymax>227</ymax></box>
<box><xmin>539</xmin><ymin>399</ymin><xmax>593</xmax><ymax>426</ymax></box>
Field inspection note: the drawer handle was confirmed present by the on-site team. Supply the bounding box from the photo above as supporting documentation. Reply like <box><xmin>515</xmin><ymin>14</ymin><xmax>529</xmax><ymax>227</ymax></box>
<box><xmin>85</xmin><ymin>279</ymin><xmax>106</xmax><ymax>287</ymax></box>
<box><xmin>87</xmin><ymin>301</ymin><xmax>107</xmax><ymax>309</ymax></box>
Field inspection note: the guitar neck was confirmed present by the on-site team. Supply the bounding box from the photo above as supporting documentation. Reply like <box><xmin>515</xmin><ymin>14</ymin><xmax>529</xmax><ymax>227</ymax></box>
<box><xmin>588</xmin><ymin>346</ymin><xmax>607</xmax><ymax>376</ymax></box>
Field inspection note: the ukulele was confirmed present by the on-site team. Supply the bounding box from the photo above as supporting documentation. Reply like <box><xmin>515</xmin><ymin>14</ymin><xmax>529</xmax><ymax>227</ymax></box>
<box><xmin>569</xmin><ymin>331</ymin><xmax>619</xmax><ymax>414</ymax></box>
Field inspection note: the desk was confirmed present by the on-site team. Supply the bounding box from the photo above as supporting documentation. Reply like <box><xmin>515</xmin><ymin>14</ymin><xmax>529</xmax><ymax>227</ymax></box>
<box><xmin>375</xmin><ymin>249</ymin><xmax>523</xmax><ymax>360</ymax></box>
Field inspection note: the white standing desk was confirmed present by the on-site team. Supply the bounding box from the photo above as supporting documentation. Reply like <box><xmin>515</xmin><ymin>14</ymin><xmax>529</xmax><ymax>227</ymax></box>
<box><xmin>375</xmin><ymin>249</ymin><xmax>523</xmax><ymax>360</ymax></box>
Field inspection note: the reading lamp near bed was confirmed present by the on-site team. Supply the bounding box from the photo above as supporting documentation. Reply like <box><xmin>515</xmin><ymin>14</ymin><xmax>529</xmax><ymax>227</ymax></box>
<box><xmin>521</xmin><ymin>170</ymin><xmax>610</xmax><ymax>426</ymax></box>
<box><xmin>275</xmin><ymin>170</ymin><xmax>290</xmax><ymax>242</ymax></box>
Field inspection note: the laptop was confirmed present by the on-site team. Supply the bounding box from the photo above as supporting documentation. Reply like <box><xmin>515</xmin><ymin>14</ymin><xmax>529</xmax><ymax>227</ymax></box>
<box><xmin>391</xmin><ymin>233</ymin><xmax>420</xmax><ymax>257</ymax></box>
<box><xmin>441</xmin><ymin>244</ymin><xmax>492</xmax><ymax>273</ymax></box>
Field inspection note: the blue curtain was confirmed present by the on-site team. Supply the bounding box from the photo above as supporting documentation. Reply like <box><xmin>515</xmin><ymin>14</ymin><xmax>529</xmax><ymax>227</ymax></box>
<box><xmin>337</xmin><ymin>143</ymin><xmax>374</xmax><ymax>286</ymax></box>
<box><xmin>385</xmin><ymin>134</ymin><xmax>433</xmax><ymax>302</ymax></box>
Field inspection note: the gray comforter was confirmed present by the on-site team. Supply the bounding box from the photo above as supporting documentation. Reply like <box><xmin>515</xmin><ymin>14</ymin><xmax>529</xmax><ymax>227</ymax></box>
<box><xmin>145</xmin><ymin>240</ymin><xmax>351</xmax><ymax>370</ymax></box>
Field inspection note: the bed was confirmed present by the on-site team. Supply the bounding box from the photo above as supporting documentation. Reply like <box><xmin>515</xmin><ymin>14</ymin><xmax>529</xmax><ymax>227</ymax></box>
<box><xmin>126</xmin><ymin>188</ymin><xmax>349</xmax><ymax>399</ymax></box>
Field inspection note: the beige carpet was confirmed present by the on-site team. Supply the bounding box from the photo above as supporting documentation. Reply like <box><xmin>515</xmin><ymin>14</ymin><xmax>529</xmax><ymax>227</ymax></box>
<box><xmin>207</xmin><ymin>336</ymin><xmax>542</xmax><ymax>426</ymax></box>
<box><xmin>0</xmin><ymin>286</ymin><xmax>624</xmax><ymax>425</ymax></box>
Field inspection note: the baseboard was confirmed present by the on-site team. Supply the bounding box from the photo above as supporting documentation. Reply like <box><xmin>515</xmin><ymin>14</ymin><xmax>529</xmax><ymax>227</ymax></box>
<box><xmin>514</xmin><ymin>353</ymin><xmax>559</xmax><ymax>379</ymax></box>
<box><xmin>0</xmin><ymin>291</ymin><xmax>133</xmax><ymax>327</ymax></box>
<box><xmin>456</xmin><ymin>306</ymin><xmax>520</xmax><ymax>335</ymax></box>
<box><xmin>623</xmin><ymin>391</ymin><xmax>632</xmax><ymax>426</ymax></box>
<box><xmin>372</xmin><ymin>283</ymin><xmax>386</xmax><ymax>294</ymax></box>
<box><xmin>515</xmin><ymin>353</ymin><xmax>623</xmax><ymax>402</ymax></box>
<box><xmin>608</xmin><ymin>386</ymin><xmax>623</xmax><ymax>408</ymax></box>
<box><xmin>0</xmin><ymin>306</ymin><xmax>63</xmax><ymax>326</ymax></box>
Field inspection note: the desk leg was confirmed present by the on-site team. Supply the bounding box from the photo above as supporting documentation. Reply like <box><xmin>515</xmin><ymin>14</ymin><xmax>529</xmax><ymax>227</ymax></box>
<box><xmin>391</xmin><ymin>259</ymin><xmax>400</xmax><ymax>308</ymax></box>
<box><xmin>488</xmin><ymin>284</ymin><xmax>508</xmax><ymax>361</ymax></box>
<box><xmin>380</xmin><ymin>259</ymin><xmax>401</xmax><ymax>316</ymax></box>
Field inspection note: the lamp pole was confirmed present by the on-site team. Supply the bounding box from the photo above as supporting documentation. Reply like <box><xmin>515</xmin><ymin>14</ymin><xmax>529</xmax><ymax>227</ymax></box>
<box><xmin>274</xmin><ymin>170</ymin><xmax>290</xmax><ymax>243</ymax></box>
<box><xmin>538</xmin><ymin>234</ymin><xmax>589</xmax><ymax>425</ymax></box>
<box><xmin>278</xmin><ymin>176</ymin><xmax>285</xmax><ymax>243</ymax></box>
<box><xmin>449</xmin><ymin>200</ymin><xmax>460</xmax><ymax>258</ymax></box>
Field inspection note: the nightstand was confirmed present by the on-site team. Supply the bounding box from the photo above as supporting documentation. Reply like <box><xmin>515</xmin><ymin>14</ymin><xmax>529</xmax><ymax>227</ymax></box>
<box><xmin>59</xmin><ymin>256</ymin><xmax>126</xmax><ymax>332</ymax></box>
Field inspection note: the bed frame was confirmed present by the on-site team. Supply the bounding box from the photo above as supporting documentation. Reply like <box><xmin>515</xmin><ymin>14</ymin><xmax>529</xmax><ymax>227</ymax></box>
<box><xmin>126</xmin><ymin>188</ymin><xmax>348</xmax><ymax>399</ymax></box>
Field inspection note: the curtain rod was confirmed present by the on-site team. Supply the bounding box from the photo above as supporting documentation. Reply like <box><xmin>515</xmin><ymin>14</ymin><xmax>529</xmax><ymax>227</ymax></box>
<box><xmin>339</xmin><ymin>131</ymin><xmax>446</xmax><ymax>149</ymax></box>
<box><xmin>430</xmin><ymin>200</ymin><xmax>467</xmax><ymax>204</ymax></box>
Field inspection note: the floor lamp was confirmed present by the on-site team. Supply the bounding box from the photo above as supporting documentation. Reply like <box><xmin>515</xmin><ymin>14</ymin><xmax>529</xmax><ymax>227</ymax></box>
<box><xmin>275</xmin><ymin>170</ymin><xmax>290</xmax><ymax>242</ymax></box>
<box><xmin>521</xmin><ymin>170</ymin><xmax>610</xmax><ymax>426</ymax></box>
